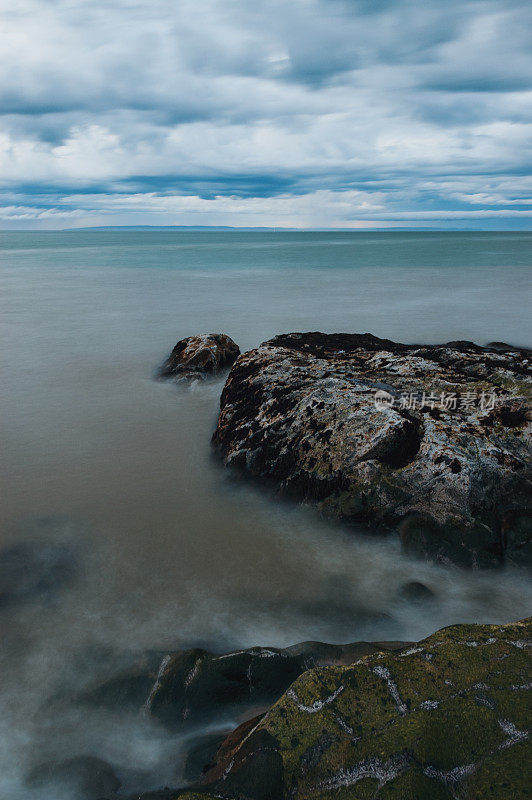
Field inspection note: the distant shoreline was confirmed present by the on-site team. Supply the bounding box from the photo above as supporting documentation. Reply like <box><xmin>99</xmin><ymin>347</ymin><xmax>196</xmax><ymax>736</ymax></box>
<box><xmin>65</xmin><ymin>226</ymin><xmax>532</xmax><ymax>233</ymax></box>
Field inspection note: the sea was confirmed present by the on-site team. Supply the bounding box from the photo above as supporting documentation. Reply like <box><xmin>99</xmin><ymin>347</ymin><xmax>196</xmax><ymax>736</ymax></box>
<box><xmin>1</xmin><ymin>230</ymin><xmax>531</xmax><ymax>797</ymax></box>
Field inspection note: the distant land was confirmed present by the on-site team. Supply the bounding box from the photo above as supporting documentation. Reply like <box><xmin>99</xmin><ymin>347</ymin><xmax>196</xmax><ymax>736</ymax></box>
<box><xmin>66</xmin><ymin>225</ymin><xmax>505</xmax><ymax>232</ymax></box>
<box><xmin>70</xmin><ymin>225</ymin><xmax>287</xmax><ymax>231</ymax></box>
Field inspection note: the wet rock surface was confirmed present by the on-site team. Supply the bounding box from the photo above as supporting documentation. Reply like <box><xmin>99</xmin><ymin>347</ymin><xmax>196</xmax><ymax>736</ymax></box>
<box><xmin>213</xmin><ymin>332</ymin><xmax>532</xmax><ymax>568</ymax></box>
<box><xmin>159</xmin><ymin>334</ymin><xmax>240</xmax><ymax>379</ymax></box>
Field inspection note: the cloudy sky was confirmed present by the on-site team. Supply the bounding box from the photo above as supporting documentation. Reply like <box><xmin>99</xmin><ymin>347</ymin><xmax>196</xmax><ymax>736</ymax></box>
<box><xmin>1</xmin><ymin>0</ymin><xmax>531</xmax><ymax>229</ymax></box>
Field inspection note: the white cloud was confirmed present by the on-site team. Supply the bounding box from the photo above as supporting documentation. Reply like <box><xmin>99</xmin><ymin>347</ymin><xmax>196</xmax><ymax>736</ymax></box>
<box><xmin>0</xmin><ymin>0</ymin><xmax>530</xmax><ymax>226</ymax></box>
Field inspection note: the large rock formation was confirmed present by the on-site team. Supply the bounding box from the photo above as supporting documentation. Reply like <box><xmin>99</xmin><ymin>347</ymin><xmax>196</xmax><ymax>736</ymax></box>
<box><xmin>159</xmin><ymin>334</ymin><xmax>240</xmax><ymax>379</ymax></box>
<box><xmin>104</xmin><ymin>618</ymin><xmax>531</xmax><ymax>800</ymax></box>
<box><xmin>213</xmin><ymin>333</ymin><xmax>531</xmax><ymax>567</ymax></box>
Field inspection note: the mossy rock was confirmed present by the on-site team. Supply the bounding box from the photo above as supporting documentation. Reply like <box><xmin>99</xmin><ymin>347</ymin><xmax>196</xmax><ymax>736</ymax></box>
<box><xmin>200</xmin><ymin>618</ymin><xmax>531</xmax><ymax>799</ymax></box>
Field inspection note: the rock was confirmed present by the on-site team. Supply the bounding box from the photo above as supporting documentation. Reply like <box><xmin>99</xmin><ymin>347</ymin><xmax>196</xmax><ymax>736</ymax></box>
<box><xmin>199</xmin><ymin>617</ymin><xmax>532</xmax><ymax>800</ymax></box>
<box><xmin>143</xmin><ymin>641</ymin><xmax>406</xmax><ymax>729</ymax></box>
<box><xmin>27</xmin><ymin>755</ymin><xmax>120</xmax><ymax>799</ymax></box>
<box><xmin>213</xmin><ymin>332</ymin><xmax>532</xmax><ymax>567</ymax></box>
<box><xmin>398</xmin><ymin>580</ymin><xmax>436</xmax><ymax>602</ymax></box>
<box><xmin>159</xmin><ymin>334</ymin><xmax>240</xmax><ymax>379</ymax></box>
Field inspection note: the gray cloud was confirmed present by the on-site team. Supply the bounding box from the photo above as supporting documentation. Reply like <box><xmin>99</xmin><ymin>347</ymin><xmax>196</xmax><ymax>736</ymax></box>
<box><xmin>0</xmin><ymin>0</ymin><xmax>530</xmax><ymax>227</ymax></box>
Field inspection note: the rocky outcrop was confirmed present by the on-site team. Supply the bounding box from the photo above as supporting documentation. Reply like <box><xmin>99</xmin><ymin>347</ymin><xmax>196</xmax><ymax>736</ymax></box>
<box><xmin>159</xmin><ymin>334</ymin><xmax>240</xmax><ymax>379</ymax></box>
<box><xmin>213</xmin><ymin>332</ymin><xmax>531</xmax><ymax>567</ymax></box>
<box><xmin>198</xmin><ymin>617</ymin><xmax>531</xmax><ymax>800</ymax></box>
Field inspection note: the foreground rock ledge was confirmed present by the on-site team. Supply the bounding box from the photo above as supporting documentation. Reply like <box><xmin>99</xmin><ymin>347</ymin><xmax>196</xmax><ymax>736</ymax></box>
<box><xmin>213</xmin><ymin>333</ymin><xmax>531</xmax><ymax>567</ymax></box>
<box><xmin>106</xmin><ymin>618</ymin><xmax>531</xmax><ymax>800</ymax></box>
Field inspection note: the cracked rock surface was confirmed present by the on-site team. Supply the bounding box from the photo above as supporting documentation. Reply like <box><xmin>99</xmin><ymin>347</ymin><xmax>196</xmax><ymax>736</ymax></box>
<box><xmin>213</xmin><ymin>332</ymin><xmax>532</xmax><ymax>567</ymax></box>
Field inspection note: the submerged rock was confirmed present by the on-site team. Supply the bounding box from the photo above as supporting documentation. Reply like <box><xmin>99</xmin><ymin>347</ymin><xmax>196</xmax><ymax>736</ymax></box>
<box><xmin>27</xmin><ymin>755</ymin><xmax>120</xmax><ymax>799</ymax></box>
<box><xmin>398</xmin><ymin>580</ymin><xmax>436</xmax><ymax>602</ymax></box>
<box><xmin>159</xmin><ymin>334</ymin><xmax>240</xmax><ymax>379</ymax></box>
<box><xmin>0</xmin><ymin>517</ymin><xmax>80</xmax><ymax>608</ymax></box>
<box><xmin>213</xmin><ymin>332</ymin><xmax>532</xmax><ymax>567</ymax></box>
<box><xmin>198</xmin><ymin>617</ymin><xmax>531</xmax><ymax>800</ymax></box>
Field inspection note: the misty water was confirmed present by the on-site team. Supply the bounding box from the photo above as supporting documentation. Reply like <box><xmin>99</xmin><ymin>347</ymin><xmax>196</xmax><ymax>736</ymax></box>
<box><xmin>1</xmin><ymin>230</ymin><xmax>531</xmax><ymax>798</ymax></box>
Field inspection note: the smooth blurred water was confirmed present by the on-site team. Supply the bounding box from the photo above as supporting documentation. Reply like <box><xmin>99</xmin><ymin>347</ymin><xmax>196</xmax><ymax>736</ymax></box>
<box><xmin>1</xmin><ymin>230</ymin><xmax>531</xmax><ymax>798</ymax></box>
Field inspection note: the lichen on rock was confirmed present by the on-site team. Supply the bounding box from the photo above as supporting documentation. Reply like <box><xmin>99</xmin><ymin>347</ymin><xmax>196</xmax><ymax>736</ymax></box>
<box><xmin>159</xmin><ymin>334</ymin><xmax>240</xmax><ymax>379</ymax></box>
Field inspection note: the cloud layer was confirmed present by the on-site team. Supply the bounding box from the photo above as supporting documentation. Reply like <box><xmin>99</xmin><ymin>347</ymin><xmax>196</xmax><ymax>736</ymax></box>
<box><xmin>1</xmin><ymin>0</ymin><xmax>531</xmax><ymax>228</ymax></box>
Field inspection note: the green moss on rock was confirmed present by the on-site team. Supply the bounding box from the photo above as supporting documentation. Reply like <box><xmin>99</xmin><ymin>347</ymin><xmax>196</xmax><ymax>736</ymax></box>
<box><xmin>201</xmin><ymin>618</ymin><xmax>531</xmax><ymax>799</ymax></box>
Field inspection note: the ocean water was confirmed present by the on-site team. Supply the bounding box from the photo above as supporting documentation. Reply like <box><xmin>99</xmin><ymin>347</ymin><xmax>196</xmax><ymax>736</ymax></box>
<box><xmin>1</xmin><ymin>230</ymin><xmax>531</xmax><ymax>798</ymax></box>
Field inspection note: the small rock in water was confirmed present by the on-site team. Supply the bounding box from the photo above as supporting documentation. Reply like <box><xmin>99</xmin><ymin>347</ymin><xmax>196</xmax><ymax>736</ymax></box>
<box><xmin>399</xmin><ymin>580</ymin><xmax>436</xmax><ymax>602</ymax></box>
<box><xmin>26</xmin><ymin>755</ymin><xmax>120</xmax><ymax>799</ymax></box>
<box><xmin>158</xmin><ymin>333</ymin><xmax>240</xmax><ymax>379</ymax></box>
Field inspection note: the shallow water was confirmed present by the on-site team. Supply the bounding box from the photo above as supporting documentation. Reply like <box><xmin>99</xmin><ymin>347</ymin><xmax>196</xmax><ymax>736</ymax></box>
<box><xmin>1</xmin><ymin>230</ymin><xmax>531</xmax><ymax>797</ymax></box>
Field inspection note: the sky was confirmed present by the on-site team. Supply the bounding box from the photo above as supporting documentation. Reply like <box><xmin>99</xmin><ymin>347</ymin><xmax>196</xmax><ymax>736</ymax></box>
<box><xmin>0</xmin><ymin>0</ymin><xmax>531</xmax><ymax>229</ymax></box>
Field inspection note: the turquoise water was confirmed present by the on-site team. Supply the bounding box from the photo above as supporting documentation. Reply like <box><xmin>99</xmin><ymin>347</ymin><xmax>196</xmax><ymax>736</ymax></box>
<box><xmin>2</xmin><ymin>230</ymin><xmax>532</xmax><ymax>271</ymax></box>
<box><xmin>1</xmin><ymin>231</ymin><xmax>531</xmax><ymax>354</ymax></box>
<box><xmin>0</xmin><ymin>231</ymin><xmax>531</xmax><ymax>797</ymax></box>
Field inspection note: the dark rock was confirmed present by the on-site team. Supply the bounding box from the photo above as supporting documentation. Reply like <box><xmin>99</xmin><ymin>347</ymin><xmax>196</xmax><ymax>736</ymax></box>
<box><xmin>144</xmin><ymin>641</ymin><xmax>406</xmax><ymax>729</ymax></box>
<box><xmin>27</xmin><ymin>755</ymin><xmax>120</xmax><ymax>799</ymax></box>
<box><xmin>399</xmin><ymin>580</ymin><xmax>436</xmax><ymax>602</ymax></box>
<box><xmin>203</xmin><ymin>718</ymin><xmax>284</xmax><ymax>800</ymax></box>
<box><xmin>198</xmin><ymin>617</ymin><xmax>532</xmax><ymax>800</ymax></box>
<box><xmin>213</xmin><ymin>332</ymin><xmax>532</xmax><ymax>568</ymax></box>
<box><xmin>503</xmin><ymin>509</ymin><xmax>532</xmax><ymax>568</ymax></box>
<box><xmin>159</xmin><ymin>334</ymin><xmax>240</xmax><ymax>379</ymax></box>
